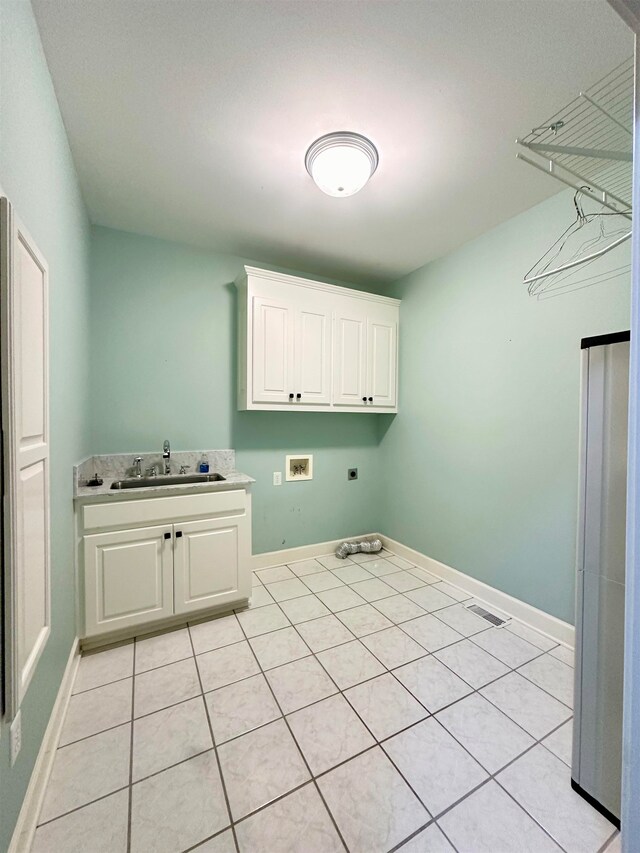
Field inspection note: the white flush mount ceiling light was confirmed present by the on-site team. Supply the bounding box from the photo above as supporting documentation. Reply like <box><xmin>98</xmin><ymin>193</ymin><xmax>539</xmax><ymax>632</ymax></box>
<box><xmin>305</xmin><ymin>132</ymin><xmax>379</xmax><ymax>198</ymax></box>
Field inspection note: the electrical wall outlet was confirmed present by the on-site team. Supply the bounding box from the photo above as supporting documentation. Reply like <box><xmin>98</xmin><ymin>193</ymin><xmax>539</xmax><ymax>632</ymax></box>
<box><xmin>348</xmin><ymin>468</ymin><xmax>358</xmax><ymax>481</ymax></box>
<box><xmin>273</xmin><ymin>471</ymin><xmax>282</xmax><ymax>486</ymax></box>
<box><xmin>10</xmin><ymin>710</ymin><xmax>22</xmax><ymax>765</ymax></box>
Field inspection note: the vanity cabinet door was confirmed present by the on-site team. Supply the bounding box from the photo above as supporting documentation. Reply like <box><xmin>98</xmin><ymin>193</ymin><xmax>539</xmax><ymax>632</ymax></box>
<box><xmin>84</xmin><ymin>524</ymin><xmax>173</xmax><ymax>637</ymax></box>
<box><xmin>173</xmin><ymin>516</ymin><xmax>248</xmax><ymax>615</ymax></box>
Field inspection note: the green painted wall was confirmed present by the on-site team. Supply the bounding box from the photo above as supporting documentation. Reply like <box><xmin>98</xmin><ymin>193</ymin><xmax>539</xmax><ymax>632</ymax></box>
<box><xmin>90</xmin><ymin>226</ymin><xmax>381</xmax><ymax>552</ymax></box>
<box><xmin>379</xmin><ymin>190</ymin><xmax>631</xmax><ymax>624</ymax></box>
<box><xmin>0</xmin><ymin>1</ymin><xmax>91</xmax><ymax>848</ymax></box>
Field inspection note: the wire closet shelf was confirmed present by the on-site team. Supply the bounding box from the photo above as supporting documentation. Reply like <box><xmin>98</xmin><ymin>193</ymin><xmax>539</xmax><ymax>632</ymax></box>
<box><xmin>516</xmin><ymin>57</ymin><xmax>633</xmax><ymax>296</ymax></box>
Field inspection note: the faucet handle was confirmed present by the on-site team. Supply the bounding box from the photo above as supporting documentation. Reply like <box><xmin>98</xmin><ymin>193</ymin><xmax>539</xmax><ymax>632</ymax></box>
<box><xmin>133</xmin><ymin>456</ymin><xmax>142</xmax><ymax>463</ymax></box>
<box><xmin>179</xmin><ymin>464</ymin><xmax>190</xmax><ymax>475</ymax></box>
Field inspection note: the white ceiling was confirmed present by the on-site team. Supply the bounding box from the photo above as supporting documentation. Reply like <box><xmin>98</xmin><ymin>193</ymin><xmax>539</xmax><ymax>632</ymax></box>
<box><xmin>33</xmin><ymin>0</ymin><xmax>631</xmax><ymax>285</ymax></box>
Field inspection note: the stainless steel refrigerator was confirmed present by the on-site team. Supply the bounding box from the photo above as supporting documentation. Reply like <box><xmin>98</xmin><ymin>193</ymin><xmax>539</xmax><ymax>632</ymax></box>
<box><xmin>572</xmin><ymin>330</ymin><xmax>629</xmax><ymax>827</ymax></box>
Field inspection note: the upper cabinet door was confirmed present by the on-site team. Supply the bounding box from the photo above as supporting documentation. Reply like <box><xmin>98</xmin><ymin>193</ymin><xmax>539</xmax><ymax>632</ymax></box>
<box><xmin>333</xmin><ymin>301</ymin><xmax>367</xmax><ymax>407</ymax></box>
<box><xmin>367</xmin><ymin>310</ymin><xmax>398</xmax><ymax>408</ymax></box>
<box><xmin>294</xmin><ymin>292</ymin><xmax>332</xmax><ymax>406</ymax></box>
<box><xmin>252</xmin><ymin>294</ymin><xmax>295</xmax><ymax>404</ymax></box>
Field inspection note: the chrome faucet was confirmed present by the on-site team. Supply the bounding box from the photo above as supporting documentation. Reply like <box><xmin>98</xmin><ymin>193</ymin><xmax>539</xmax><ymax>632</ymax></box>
<box><xmin>162</xmin><ymin>439</ymin><xmax>171</xmax><ymax>474</ymax></box>
<box><xmin>133</xmin><ymin>456</ymin><xmax>143</xmax><ymax>478</ymax></box>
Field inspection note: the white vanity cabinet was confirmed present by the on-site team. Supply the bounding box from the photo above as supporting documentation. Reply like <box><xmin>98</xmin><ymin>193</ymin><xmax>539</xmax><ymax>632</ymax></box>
<box><xmin>237</xmin><ymin>266</ymin><xmax>399</xmax><ymax>413</ymax></box>
<box><xmin>80</xmin><ymin>488</ymin><xmax>251</xmax><ymax>639</ymax></box>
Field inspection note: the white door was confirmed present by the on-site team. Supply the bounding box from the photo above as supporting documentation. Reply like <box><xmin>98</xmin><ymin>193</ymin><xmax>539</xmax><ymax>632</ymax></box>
<box><xmin>83</xmin><ymin>525</ymin><xmax>174</xmax><ymax>636</ymax></box>
<box><xmin>252</xmin><ymin>294</ymin><xmax>295</xmax><ymax>404</ymax></box>
<box><xmin>294</xmin><ymin>293</ymin><xmax>332</xmax><ymax>406</ymax></box>
<box><xmin>1</xmin><ymin>198</ymin><xmax>50</xmax><ymax>716</ymax></box>
<box><xmin>333</xmin><ymin>301</ymin><xmax>367</xmax><ymax>407</ymax></box>
<box><xmin>174</xmin><ymin>516</ymin><xmax>246</xmax><ymax>614</ymax></box>
<box><xmin>367</xmin><ymin>311</ymin><xmax>398</xmax><ymax>408</ymax></box>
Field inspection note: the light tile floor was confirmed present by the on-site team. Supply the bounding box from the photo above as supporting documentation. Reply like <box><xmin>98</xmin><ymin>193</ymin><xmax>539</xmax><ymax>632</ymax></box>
<box><xmin>32</xmin><ymin>549</ymin><xmax>620</xmax><ymax>853</ymax></box>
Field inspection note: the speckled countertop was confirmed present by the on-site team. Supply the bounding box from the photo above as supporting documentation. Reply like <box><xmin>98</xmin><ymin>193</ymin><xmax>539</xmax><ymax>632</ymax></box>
<box><xmin>74</xmin><ymin>450</ymin><xmax>254</xmax><ymax>501</ymax></box>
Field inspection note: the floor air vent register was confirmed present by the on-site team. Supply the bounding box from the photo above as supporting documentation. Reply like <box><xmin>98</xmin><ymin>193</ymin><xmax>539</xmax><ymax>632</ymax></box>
<box><xmin>465</xmin><ymin>604</ymin><xmax>507</xmax><ymax>627</ymax></box>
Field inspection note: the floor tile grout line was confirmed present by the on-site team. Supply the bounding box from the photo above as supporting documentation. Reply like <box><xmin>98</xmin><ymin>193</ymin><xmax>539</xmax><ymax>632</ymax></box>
<box><xmin>67</xmin><ymin>650</ymin><xmax>203</xmax><ymax>705</ymax></box>
<box><xmin>132</xmin><ymin>746</ymin><xmax>215</xmax><ymax>788</ymax></box>
<box><xmin>513</xmin><ymin>661</ymin><xmax>575</xmax><ymax>709</ymax></box>
<box><xmin>596</xmin><ymin>829</ymin><xmax>621</xmax><ymax>853</ymax></box>
<box><xmin>235</xmin><ymin>617</ymin><xmax>351</xmax><ymax>853</ymax></box>
<box><xmin>466</xmin><ymin>625</ymin><xmax>554</xmax><ymax>665</ymax></box>
<box><xmin>458</xmin><ymin>675</ymin><xmax>572</xmax><ymax>741</ymax></box>
<box><xmin>71</xmin><ymin>672</ymin><xmax>133</xmax><ymax>697</ymax></box>
<box><xmin>134</xmin><ymin>652</ymin><xmax>195</xmax><ymax>677</ymax></box>
<box><xmin>493</xmin><ymin>775</ymin><xmax>572</xmax><ymax>853</ymax></box>
<box><xmin>186</xmin><ymin>624</ymin><xmax>241</xmax><ymax>853</ymax></box>
<box><xmin>538</xmin><ymin>734</ymin><xmax>573</xmax><ymax>769</ymax></box>
<box><xmin>58</xmin><ymin>719</ymin><xmax>133</xmax><ymax>752</ymax></box>
<box><xmin>180</xmin><ymin>824</ymin><xmax>237</xmax><ymax>853</ymax></box>
<box><xmin>126</xmin><ymin>639</ymin><xmax>136</xmax><ymax>853</ymax></box>
<box><xmin>35</xmin><ymin>785</ymin><xmax>131</xmax><ymax>830</ymax></box>
<box><xmin>386</xmin><ymin>817</ymin><xmax>449</xmax><ymax>853</ymax></box>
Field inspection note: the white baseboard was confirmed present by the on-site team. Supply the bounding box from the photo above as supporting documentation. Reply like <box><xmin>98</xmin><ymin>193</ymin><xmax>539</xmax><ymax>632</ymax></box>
<box><xmin>250</xmin><ymin>533</ymin><xmax>377</xmax><ymax>570</ymax></box>
<box><xmin>9</xmin><ymin>638</ymin><xmax>80</xmax><ymax>853</ymax></box>
<box><xmin>379</xmin><ymin>533</ymin><xmax>575</xmax><ymax>648</ymax></box>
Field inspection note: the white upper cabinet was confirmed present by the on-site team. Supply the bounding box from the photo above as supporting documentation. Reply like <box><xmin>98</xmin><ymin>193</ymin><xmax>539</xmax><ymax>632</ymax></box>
<box><xmin>236</xmin><ymin>266</ymin><xmax>399</xmax><ymax>413</ymax></box>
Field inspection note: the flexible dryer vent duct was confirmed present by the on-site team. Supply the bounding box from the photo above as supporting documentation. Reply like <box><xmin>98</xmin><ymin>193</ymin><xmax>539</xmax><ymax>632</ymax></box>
<box><xmin>335</xmin><ymin>538</ymin><xmax>382</xmax><ymax>559</ymax></box>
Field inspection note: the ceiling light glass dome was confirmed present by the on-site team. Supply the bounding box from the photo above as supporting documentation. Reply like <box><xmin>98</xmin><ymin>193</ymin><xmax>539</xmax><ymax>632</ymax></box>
<box><xmin>305</xmin><ymin>132</ymin><xmax>379</xmax><ymax>198</ymax></box>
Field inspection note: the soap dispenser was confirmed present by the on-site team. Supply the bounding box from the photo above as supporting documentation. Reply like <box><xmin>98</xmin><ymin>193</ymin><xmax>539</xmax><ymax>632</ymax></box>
<box><xmin>199</xmin><ymin>454</ymin><xmax>209</xmax><ymax>473</ymax></box>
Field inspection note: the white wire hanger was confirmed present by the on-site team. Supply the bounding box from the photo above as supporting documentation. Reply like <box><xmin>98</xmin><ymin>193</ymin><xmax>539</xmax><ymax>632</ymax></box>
<box><xmin>524</xmin><ymin>188</ymin><xmax>631</xmax><ymax>296</ymax></box>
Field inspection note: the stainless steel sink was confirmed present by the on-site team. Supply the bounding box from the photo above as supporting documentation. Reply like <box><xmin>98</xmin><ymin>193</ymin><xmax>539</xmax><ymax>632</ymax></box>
<box><xmin>110</xmin><ymin>473</ymin><xmax>226</xmax><ymax>490</ymax></box>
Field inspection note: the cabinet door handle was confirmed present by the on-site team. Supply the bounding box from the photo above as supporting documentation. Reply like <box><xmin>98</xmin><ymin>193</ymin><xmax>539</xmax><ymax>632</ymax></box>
<box><xmin>362</xmin><ymin>397</ymin><xmax>367</xmax><ymax>403</ymax></box>
<box><xmin>368</xmin><ymin>397</ymin><xmax>373</xmax><ymax>402</ymax></box>
<box><xmin>289</xmin><ymin>393</ymin><xmax>294</xmax><ymax>400</ymax></box>
<box><xmin>164</xmin><ymin>532</ymin><xmax>171</xmax><ymax>540</ymax></box>
<box><xmin>296</xmin><ymin>393</ymin><xmax>302</xmax><ymax>400</ymax></box>
<box><xmin>175</xmin><ymin>531</ymin><xmax>183</xmax><ymax>538</ymax></box>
